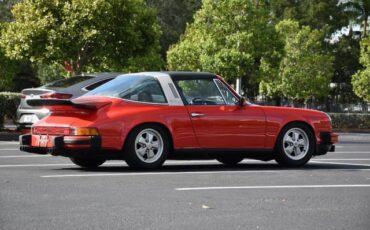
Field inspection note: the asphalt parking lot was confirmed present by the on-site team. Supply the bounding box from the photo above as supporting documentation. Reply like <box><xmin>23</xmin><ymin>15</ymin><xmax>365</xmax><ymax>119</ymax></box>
<box><xmin>0</xmin><ymin>133</ymin><xmax>369</xmax><ymax>230</ymax></box>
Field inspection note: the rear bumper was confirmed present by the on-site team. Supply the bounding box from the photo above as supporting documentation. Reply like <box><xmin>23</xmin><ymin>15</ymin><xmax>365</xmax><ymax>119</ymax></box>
<box><xmin>315</xmin><ymin>132</ymin><xmax>338</xmax><ymax>156</ymax></box>
<box><xmin>19</xmin><ymin>134</ymin><xmax>121</xmax><ymax>159</ymax></box>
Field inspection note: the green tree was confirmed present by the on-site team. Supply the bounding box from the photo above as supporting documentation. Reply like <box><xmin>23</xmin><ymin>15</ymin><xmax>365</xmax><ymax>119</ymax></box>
<box><xmin>352</xmin><ymin>37</ymin><xmax>370</xmax><ymax>102</ymax></box>
<box><xmin>332</xmin><ymin>32</ymin><xmax>361</xmax><ymax>104</ymax></box>
<box><xmin>0</xmin><ymin>0</ymin><xmax>163</xmax><ymax>74</ymax></box>
<box><xmin>270</xmin><ymin>0</ymin><xmax>347</xmax><ymax>36</ymax></box>
<box><xmin>146</xmin><ymin>0</ymin><xmax>201</xmax><ymax>58</ymax></box>
<box><xmin>260</xmin><ymin>20</ymin><xmax>334</xmax><ymax>105</ymax></box>
<box><xmin>0</xmin><ymin>0</ymin><xmax>39</xmax><ymax>92</ymax></box>
<box><xmin>167</xmin><ymin>0</ymin><xmax>282</xmax><ymax>98</ymax></box>
<box><xmin>341</xmin><ymin>0</ymin><xmax>370</xmax><ymax>37</ymax></box>
<box><xmin>0</xmin><ymin>0</ymin><xmax>17</xmax><ymax>22</ymax></box>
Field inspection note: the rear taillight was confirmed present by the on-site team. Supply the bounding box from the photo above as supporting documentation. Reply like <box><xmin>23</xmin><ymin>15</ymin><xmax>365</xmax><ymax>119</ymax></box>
<box><xmin>32</xmin><ymin>127</ymin><xmax>73</xmax><ymax>135</ymax></box>
<box><xmin>32</xmin><ymin>126</ymin><xmax>99</xmax><ymax>136</ymax></box>
<box><xmin>73</xmin><ymin>127</ymin><xmax>99</xmax><ymax>136</ymax></box>
<box><xmin>40</xmin><ymin>93</ymin><xmax>72</xmax><ymax>99</ymax></box>
<box><xmin>20</xmin><ymin>94</ymin><xmax>26</xmax><ymax>99</ymax></box>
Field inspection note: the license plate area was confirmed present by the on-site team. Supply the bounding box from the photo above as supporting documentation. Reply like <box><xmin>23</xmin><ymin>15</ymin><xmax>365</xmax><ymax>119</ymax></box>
<box><xmin>20</xmin><ymin>114</ymin><xmax>39</xmax><ymax>123</ymax></box>
<box><xmin>31</xmin><ymin>135</ymin><xmax>55</xmax><ymax>148</ymax></box>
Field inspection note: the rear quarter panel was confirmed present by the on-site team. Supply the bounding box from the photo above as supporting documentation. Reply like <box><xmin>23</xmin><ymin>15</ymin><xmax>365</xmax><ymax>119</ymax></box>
<box><xmin>104</xmin><ymin>101</ymin><xmax>197</xmax><ymax>150</ymax></box>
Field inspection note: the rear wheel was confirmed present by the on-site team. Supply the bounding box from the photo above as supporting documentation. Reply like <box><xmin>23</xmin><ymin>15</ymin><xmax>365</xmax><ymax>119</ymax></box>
<box><xmin>217</xmin><ymin>156</ymin><xmax>244</xmax><ymax>166</ymax></box>
<box><xmin>70</xmin><ymin>157</ymin><xmax>105</xmax><ymax>169</ymax></box>
<box><xmin>124</xmin><ymin>125</ymin><xmax>169</xmax><ymax>169</ymax></box>
<box><xmin>275</xmin><ymin>123</ymin><xmax>314</xmax><ymax>167</ymax></box>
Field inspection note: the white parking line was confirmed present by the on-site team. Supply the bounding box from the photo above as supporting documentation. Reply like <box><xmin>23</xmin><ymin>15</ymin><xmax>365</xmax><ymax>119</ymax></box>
<box><xmin>313</xmin><ymin>158</ymin><xmax>370</xmax><ymax>161</ymax></box>
<box><xmin>175</xmin><ymin>184</ymin><xmax>370</xmax><ymax>191</ymax></box>
<box><xmin>311</xmin><ymin>161</ymin><xmax>370</xmax><ymax>167</ymax></box>
<box><xmin>0</xmin><ymin>163</ymin><xmax>74</xmax><ymax>168</ymax></box>
<box><xmin>0</xmin><ymin>162</ymin><xmax>125</xmax><ymax>168</ymax></box>
<box><xmin>40</xmin><ymin>168</ymin><xmax>370</xmax><ymax>178</ymax></box>
<box><xmin>41</xmin><ymin>170</ymin><xmax>279</xmax><ymax>178</ymax></box>
<box><xmin>0</xmin><ymin>142</ymin><xmax>18</xmax><ymax>145</ymax></box>
<box><xmin>0</xmin><ymin>155</ymin><xmax>49</xmax><ymax>158</ymax></box>
<box><xmin>0</xmin><ymin>149</ymin><xmax>19</xmax><ymax>151</ymax></box>
<box><xmin>335</xmin><ymin>152</ymin><xmax>370</xmax><ymax>154</ymax></box>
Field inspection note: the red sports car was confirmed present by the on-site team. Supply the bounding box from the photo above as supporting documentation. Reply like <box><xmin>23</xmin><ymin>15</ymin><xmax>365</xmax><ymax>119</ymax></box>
<box><xmin>19</xmin><ymin>72</ymin><xmax>338</xmax><ymax>169</ymax></box>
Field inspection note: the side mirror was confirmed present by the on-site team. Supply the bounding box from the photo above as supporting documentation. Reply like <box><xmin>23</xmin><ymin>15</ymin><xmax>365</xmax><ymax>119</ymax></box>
<box><xmin>238</xmin><ymin>97</ymin><xmax>246</xmax><ymax>107</ymax></box>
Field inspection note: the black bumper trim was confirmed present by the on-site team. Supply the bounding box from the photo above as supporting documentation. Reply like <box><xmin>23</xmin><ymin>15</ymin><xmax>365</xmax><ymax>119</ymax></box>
<box><xmin>19</xmin><ymin>134</ymin><xmax>118</xmax><ymax>158</ymax></box>
<box><xmin>315</xmin><ymin>132</ymin><xmax>336</xmax><ymax>156</ymax></box>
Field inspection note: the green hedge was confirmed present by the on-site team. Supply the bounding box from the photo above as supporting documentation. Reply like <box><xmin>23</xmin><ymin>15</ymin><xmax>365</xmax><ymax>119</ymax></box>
<box><xmin>329</xmin><ymin>113</ymin><xmax>370</xmax><ymax>130</ymax></box>
<box><xmin>0</xmin><ymin>93</ymin><xmax>369</xmax><ymax>130</ymax></box>
<box><xmin>0</xmin><ymin>92</ymin><xmax>21</xmax><ymax>127</ymax></box>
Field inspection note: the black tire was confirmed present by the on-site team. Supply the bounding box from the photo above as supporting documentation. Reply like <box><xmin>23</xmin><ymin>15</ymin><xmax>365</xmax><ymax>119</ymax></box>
<box><xmin>275</xmin><ymin>123</ymin><xmax>315</xmax><ymax>167</ymax></box>
<box><xmin>70</xmin><ymin>157</ymin><xmax>105</xmax><ymax>169</ymax></box>
<box><xmin>124</xmin><ymin>124</ymin><xmax>169</xmax><ymax>170</ymax></box>
<box><xmin>217</xmin><ymin>156</ymin><xmax>244</xmax><ymax>166</ymax></box>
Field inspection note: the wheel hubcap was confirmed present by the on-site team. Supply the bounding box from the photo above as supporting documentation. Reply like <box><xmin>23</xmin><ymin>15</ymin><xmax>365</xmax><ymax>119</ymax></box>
<box><xmin>282</xmin><ymin>128</ymin><xmax>309</xmax><ymax>160</ymax></box>
<box><xmin>134</xmin><ymin>129</ymin><xmax>164</xmax><ymax>163</ymax></box>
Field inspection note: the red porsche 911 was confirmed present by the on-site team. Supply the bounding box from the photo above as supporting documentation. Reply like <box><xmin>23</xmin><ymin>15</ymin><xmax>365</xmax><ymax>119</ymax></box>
<box><xmin>19</xmin><ymin>72</ymin><xmax>338</xmax><ymax>169</ymax></box>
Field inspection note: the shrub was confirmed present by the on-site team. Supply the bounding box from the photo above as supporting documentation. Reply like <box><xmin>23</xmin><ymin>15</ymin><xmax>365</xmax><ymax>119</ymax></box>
<box><xmin>0</xmin><ymin>92</ymin><xmax>21</xmax><ymax>127</ymax></box>
<box><xmin>329</xmin><ymin>113</ymin><xmax>370</xmax><ymax>130</ymax></box>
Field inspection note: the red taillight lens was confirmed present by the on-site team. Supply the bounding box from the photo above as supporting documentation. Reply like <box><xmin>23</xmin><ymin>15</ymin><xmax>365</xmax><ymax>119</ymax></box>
<box><xmin>32</xmin><ymin>126</ymin><xmax>73</xmax><ymax>135</ymax></box>
<box><xmin>40</xmin><ymin>93</ymin><xmax>72</xmax><ymax>99</ymax></box>
<box><xmin>20</xmin><ymin>94</ymin><xmax>26</xmax><ymax>99</ymax></box>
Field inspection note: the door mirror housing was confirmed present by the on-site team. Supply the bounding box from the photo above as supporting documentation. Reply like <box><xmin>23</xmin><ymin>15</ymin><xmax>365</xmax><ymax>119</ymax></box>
<box><xmin>238</xmin><ymin>97</ymin><xmax>246</xmax><ymax>107</ymax></box>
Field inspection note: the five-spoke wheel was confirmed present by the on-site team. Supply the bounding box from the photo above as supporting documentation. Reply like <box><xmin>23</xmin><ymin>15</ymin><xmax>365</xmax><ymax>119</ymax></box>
<box><xmin>275</xmin><ymin>123</ymin><xmax>314</xmax><ymax>167</ymax></box>
<box><xmin>124</xmin><ymin>125</ymin><xmax>169</xmax><ymax>169</ymax></box>
<box><xmin>134</xmin><ymin>129</ymin><xmax>164</xmax><ymax>164</ymax></box>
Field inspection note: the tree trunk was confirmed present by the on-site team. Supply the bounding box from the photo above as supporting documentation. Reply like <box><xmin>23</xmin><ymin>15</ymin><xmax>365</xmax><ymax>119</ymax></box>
<box><xmin>362</xmin><ymin>101</ymin><xmax>368</xmax><ymax>113</ymax></box>
<box><xmin>363</xmin><ymin>13</ymin><xmax>368</xmax><ymax>38</ymax></box>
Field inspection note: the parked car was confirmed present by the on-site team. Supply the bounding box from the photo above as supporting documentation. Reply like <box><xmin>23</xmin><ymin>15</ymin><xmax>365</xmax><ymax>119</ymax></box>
<box><xmin>19</xmin><ymin>72</ymin><xmax>337</xmax><ymax>169</ymax></box>
<box><xmin>16</xmin><ymin>72</ymin><xmax>121</xmax><ymax>130</ymax></box>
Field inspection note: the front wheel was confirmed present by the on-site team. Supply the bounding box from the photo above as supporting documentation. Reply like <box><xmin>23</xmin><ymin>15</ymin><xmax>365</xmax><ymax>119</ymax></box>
<box><xmin>124</xmin><ymin>125</ymin><xmax>169</xmax><ymax>170</ymax></box>
<box><xmin>70</xmin><ymin>157</ymin><xmax>105</xmax><ymax>169</ymax></box>
<box><xmin>275</xmin><ymin>123</ymin><xmax>315</xmax><ymax>167</ymax></box>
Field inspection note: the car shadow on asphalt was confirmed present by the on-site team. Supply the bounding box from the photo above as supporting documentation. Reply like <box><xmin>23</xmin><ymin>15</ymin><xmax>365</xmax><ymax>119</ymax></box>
<box><xmin>54</xmin><ymin>161</ymin><xmax>370</xmax><ymax>173</ymax></box>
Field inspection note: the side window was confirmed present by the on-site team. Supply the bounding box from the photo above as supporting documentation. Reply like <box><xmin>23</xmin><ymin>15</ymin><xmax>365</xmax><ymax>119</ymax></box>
<box><xmin>214</xmin><ymin>79</ymin><xmax>238</xmax><ymax>105</ymax></box>
<box><xmin>175</xmin><ymin>79</ymin><xmax>225</xmax><ymax>105</ymax></box>
<box><xmin>119</xmin><ymin>77</ymin><xmax>167</xmax><ymax>104</ymax></box>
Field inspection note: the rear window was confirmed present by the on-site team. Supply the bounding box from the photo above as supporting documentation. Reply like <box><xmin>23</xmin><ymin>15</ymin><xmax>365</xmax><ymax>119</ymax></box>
<box><xmin>44</xmin><ymin>76</ymin><xmax>93</xmax><ymax>88</ymax></box>
<box><xmin>86</xmin><ymin>75</ymin><xmax>167</xmax><ymax>104</ymax></box>
<box><xmin>84</xmin><ymin>78</ymin><xmax>113</xmax><ymax>91</ymax></box>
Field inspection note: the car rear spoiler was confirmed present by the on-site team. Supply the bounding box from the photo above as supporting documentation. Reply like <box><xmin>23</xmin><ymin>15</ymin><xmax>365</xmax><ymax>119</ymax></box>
<box><xmin>27</xmin><ymin>99</ymin><xmax>110</xmax><ymax>110</ymax></box>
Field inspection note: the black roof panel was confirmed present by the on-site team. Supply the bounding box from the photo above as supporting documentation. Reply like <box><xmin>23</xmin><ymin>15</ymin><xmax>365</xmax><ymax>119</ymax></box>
<box><xmin>164</xmin><ymin>71</ymin><xmax>217</xmax><ymax>79</ymax></box>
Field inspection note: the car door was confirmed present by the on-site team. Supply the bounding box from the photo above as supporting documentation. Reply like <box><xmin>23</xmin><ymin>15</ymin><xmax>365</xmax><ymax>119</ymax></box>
<box><xmin>174</xmin><ymin>77</ymin><xmax>266</xmax><ymax>149</ymax></box>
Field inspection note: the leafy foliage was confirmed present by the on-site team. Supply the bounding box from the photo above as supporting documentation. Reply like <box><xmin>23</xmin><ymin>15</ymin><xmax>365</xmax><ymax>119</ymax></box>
<box><xmin>260</xmin><ymin>20</ymin><xmax>334</xmax><ymax>101</ymax></box>
<box><xmin>0</xmin><ymin>92</ymin><xmax>21</xmax><ymax>126</ymax></box>
<box><xmin>352</xmin><ymin>37</ymin><xmax>370</xmax><ymax>102</ymax></box>
<box><xmin>146</xmin><ymin>0</ymin><xmax>201</xmax><ymax>58</ymax></box>
<box><xmin>340</xmin><ymin>0</ymin><xmax>370</xmax><ymax>37</ymax></box>
<box><xmin>0</xmin><ymin>0</ymin><xmax>163</xmax><ymax>74</ymax></box>
<box><xmin>329</xmin><ymin>112</ymin><xmax>370</xmax><ymax>129</ymax></box>
<box><xmin>167</xmin><ymin>0</ymin><xmax>282</xmax><ymax>98</ymax></box>
<box><xmin>270</xmin><ymin>0</ymin><xmax>347</xmax><ymax>36</ymax></box>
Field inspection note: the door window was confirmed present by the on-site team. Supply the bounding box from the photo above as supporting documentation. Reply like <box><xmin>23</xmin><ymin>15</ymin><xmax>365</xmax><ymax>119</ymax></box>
<box><xmin>214</xmin><ymin>79</ymin><xmax>239</xmax><ymax>105</ymax></box>
<box><xmin>175</xmin><ymin>78</ymin><xmax>225</xmax><ymax>105</ymax></box>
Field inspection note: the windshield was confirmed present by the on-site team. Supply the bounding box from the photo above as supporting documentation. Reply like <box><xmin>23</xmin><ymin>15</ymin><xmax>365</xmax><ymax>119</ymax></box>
<box><xmin>85</xmin><ymin>75</ymin><xmax>167</xmax><ymax>104</ymax></box>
